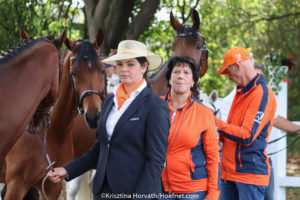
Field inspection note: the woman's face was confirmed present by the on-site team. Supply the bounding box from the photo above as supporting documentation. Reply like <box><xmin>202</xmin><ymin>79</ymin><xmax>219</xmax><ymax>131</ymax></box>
<box><xmin>116</xmin><ymin>58</ymin><xmax>147</xmax><ymax>88</ymax></box>
<box><xmin>170</xmin><ymin>62</ymin><xmax>194</xmax><ymax>95</ymax></box>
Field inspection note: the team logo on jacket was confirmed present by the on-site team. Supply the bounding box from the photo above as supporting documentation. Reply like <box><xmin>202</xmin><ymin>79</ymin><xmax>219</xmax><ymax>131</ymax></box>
<box><xmin>254</xmin><ymin>111</ymin><xmax>264</xmax><ymax>123</ymax></box>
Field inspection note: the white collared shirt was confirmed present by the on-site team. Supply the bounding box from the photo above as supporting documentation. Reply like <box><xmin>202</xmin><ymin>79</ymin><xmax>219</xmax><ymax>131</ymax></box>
<box><xmin>106</xmin><ymin>80</ymin><xmax>147</xmax><ymax>141</ymax></box>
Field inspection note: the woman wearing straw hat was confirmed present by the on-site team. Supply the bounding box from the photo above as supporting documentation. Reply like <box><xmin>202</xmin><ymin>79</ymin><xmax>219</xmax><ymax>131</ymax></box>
<box><xmin>47</xmin><ymin>40</ymin><xmax>170</xmax><ymax>200</ymax></box>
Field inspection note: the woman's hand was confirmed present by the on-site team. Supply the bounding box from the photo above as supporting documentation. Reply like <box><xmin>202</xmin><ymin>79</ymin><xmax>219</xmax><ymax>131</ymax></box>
<box><xmin>47</xmin><ymin>167</ymin><xmax>68</xmax><ymax>183</ymax></box>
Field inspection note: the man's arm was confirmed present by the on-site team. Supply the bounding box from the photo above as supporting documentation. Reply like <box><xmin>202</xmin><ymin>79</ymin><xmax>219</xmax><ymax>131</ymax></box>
<box><xmin>216</xmin><ymin>87</ymin><xmax>277</xmax><ymax>146</ymax></box>
<box><xmin>274</xmin><ymin>115</ymin><xmax>300</xmax><ymax>133</ymax></box>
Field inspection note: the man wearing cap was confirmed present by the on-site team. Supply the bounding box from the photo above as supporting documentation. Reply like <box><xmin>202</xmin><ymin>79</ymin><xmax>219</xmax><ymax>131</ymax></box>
<box><xmin>215</xmin><ymin>47</ymin><xmax>277</xmax><ymax>200</ymax></box>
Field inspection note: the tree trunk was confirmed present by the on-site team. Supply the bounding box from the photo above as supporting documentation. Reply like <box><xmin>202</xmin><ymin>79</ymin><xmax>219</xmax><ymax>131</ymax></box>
<box><xmin>84</xmin><ymin>0</ymin><xmax>160</xmax><ymax>55</ymax></box>
<box><xmin>126</xmin><ymin>0</ymin><xmax>160</xmax><ymax>39</ymax></box>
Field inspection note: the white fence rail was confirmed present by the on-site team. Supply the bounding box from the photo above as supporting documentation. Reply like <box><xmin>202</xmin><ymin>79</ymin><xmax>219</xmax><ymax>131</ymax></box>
<box><xmin>269</xmin><ymin>79</ymin><xmax>300</xmax><ymax>200</ymax></box>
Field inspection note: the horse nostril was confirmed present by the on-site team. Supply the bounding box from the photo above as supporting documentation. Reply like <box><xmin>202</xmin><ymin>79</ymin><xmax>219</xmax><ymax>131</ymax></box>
<box><xmin>84</xmin><ymin>112</ymin><xmax>98</xmax><ymax>129</ymax></box>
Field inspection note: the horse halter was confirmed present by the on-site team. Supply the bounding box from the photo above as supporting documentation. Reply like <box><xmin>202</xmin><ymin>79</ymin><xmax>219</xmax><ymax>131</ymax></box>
<box><xmin>69</xmin><ymin>54</ymin><xmax>107</xmax><ymax>115</ymax></box>
<box><xmin>175</xmin><ymin>29</ymin><xmax>207</xmax><ymax>79</ymax></box>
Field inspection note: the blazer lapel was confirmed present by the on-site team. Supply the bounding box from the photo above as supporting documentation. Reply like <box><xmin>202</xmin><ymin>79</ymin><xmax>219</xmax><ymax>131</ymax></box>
<box><xmin>110</xmin><ymin>87</ymin><xmax>151</xmax><ymax>141</ymax></box>
<box><xmin>100</xmin><ymin>95</ymin><xmax>114</xmax><ymax>142</ymax></box>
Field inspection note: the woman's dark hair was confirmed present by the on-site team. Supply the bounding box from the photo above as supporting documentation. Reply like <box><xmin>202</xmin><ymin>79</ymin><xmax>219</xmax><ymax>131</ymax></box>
<box><xmin>136</xmin><ymin>56</ymin><xmax>149</xmax><ymax>79</ymax></box>
<box><xmin>165</xmin><ymin>56</ymin><xmax>198</xmax><ymax>86</ymax></box>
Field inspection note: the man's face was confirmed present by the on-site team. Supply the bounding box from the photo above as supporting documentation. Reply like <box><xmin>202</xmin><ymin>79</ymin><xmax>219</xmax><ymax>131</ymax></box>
<box><xmin>226</xmin><ymin>64</ymin><xmax>242</xmax><ymax>86</ymax></box>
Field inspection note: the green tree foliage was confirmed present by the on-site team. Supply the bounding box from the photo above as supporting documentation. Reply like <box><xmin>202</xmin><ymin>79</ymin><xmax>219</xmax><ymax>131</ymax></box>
<box><xmin>0</xmin><ymin>0</ymin><xmax>81</xmax><ymax>50</ymax></box>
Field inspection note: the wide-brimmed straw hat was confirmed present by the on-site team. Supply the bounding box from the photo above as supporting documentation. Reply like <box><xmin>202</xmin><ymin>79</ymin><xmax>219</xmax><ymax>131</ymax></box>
<box><xmin>102</xmin><ymin>40</ymin><xmax>163</xmax><ymax>71</ymax></box>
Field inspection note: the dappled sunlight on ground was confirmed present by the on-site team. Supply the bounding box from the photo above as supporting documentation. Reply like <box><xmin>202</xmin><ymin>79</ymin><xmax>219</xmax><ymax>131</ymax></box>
<box><xmin>287</xmin><ymin>152</ymin><xmax>300</xmax><ymax>176</ymax></box>
<box><xmin>287</xmin><ymin>152</ymin><xmax>300</xmax><ymax>199</ymax></box>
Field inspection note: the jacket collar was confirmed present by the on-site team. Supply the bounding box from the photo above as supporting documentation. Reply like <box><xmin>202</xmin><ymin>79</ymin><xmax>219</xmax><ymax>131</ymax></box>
<box><xmin>110</xmin><ymin>87</ymin><xmax>151</xmax><ymax>141</ymax></box>
<box><xmin>238</xmin><ymin>73</ymin><xmax>266</xmax><ymax>94</ymax></box>
<box><xmin>164</xmin><ymin>90</ymin><xmax>195</xmax><ymax>111</ymax></box>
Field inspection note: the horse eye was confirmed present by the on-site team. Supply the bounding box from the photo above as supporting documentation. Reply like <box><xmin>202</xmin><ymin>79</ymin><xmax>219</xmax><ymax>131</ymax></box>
<box><xmin>196</xmin><ymin>44</ymin><xmax>202</xmax><ymax>50</ymax></box>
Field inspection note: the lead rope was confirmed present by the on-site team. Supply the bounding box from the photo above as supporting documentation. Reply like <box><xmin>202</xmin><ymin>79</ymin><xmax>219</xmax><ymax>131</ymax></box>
<box><xmin>268</xmin><ymin>129</ymin><xmax>300</xmax><ymax>156</ymax></box>
<box><xmin>35</xmin><ymin>131</ymin><xmax>56</xmax><ymax>200</ymax></box>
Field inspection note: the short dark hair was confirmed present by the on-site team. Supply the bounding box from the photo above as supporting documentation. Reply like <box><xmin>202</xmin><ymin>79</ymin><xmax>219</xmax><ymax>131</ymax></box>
<box><xmin>136</xmin><ymin>56</ymin><xmax>148</xmax><ymax>79</ymax></box>
<box><xmin>136</xmin><ymin>56</ymin><xmax>148</xmax><ymax>66</ymax></box>
<box><xmin>165</xmin><ymin>56</ymin><xmax>198</xmax><ymax>84</ymax></box>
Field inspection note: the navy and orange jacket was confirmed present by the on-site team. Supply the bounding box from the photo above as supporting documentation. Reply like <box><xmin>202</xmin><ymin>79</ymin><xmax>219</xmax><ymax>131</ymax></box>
<box><xmin>161</xmin><ymin>93</ymin><xmax>220</xmax><ymax>200</ymax></box>
<box><xmin>216</xmin><ymin>74</ymin><xmax>277</xmax><ymax>186</ymax></box>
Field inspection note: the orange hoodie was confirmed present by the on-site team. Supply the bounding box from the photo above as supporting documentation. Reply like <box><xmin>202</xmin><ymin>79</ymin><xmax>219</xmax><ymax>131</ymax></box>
<box><xmin>216</xmin><ymin>74</ymin><xmax>277</xmax><ymax>186</ymax></box>
<box><xmin>161</xmin><ymin>93</ymin><xmax>221</xmax><ymax>200</ymax></box>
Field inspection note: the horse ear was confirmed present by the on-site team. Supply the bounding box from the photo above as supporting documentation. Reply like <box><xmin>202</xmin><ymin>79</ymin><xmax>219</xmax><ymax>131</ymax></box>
<box><xmin>191</xmin><ymin>9</ymin><xmax>201</xmax><ymax>32</ymax></box>
<box><xmin>55</xmin><ymin>29</ymin><xmax>67</xmax><ymax>50</ymax></box>
<box><xmin>19</xmin><ymin>27</ymin><xmax>31</xmax><ymax>42</ymax></box>
<box><xmin>64</xmin><ymin>38</ymin><xmax>74</xmax><ymax>51</ymax></box>
<box><xmin>170</xmin><ymin>11</ymin><xmax>182</xmax><ymax>32</ymax></box>
<box><xmin>209</xmin><ymin>89</ymin><xmax>219</xmax><ymax>103</ymax></box>
<box><xmin>93</xmin><ymin>28</ymin><xmax>104</xmax><ymax>49</ymax></box>
<box><xmin>200</xmin><ymin>50</ymin><xmax>208</xmax><ymax>77</ymax></box>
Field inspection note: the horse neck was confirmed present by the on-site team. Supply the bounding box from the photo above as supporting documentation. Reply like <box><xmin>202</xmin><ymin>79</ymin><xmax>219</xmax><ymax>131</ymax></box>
<box><xmin>48</xmin><ymin>51</ymin><xmax>78</xmax><ymax>140</ymax></box>
<box><xmin>0</xmin><ymin>42</ymin><xmax>58</xmax><ymax>134</ymax></box>
<box><xmin>148</xmin><ymin>63</ymin><xmax>169</xmax><ymax>96</ymax></box>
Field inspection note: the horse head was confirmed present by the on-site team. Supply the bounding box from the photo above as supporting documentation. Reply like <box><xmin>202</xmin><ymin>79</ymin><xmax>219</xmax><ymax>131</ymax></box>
<box><xmin>170</xmin><ymin>9</ymin><xmax>208</xmax><ymax>88</ymax></box>
<box><xmin>198</xmin><ymin>89</ymin><xmax>221</xmax><ymax>118</ymax></box>
<box><xmin>64</xmin><ymin>28</ymin><xmax>106</xmax><ymax>129</ymax></box>
<box><xmin>22</xmin><ymin>28</ymin><xmax>66</xmax><ymax>134</ymax></box>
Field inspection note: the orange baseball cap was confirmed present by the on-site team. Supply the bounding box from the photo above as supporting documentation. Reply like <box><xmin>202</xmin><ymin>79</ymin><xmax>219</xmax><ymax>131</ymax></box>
<box><xmin>216</xmin><ymin>47</ymin><xmax>253</xmax><ymax>75</ymax></box>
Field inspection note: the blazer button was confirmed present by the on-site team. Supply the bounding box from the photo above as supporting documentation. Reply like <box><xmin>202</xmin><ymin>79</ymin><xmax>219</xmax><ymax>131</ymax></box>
<box><xmin>107</xmin><ymin>143</ymin><xmax>110</xmax><ymax>148</ymax></box>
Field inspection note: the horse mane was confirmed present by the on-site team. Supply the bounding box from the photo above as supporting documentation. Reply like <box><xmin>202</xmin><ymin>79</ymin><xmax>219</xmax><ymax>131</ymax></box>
<box><xmin>74</xmin><ymin>40</ymin><xmax>100</xmax><ymax>71</ymax></box>
<box><xmin>0</xmin><ymin>36</ymin><xmax>54</xmax><ymax>66</ymax></box>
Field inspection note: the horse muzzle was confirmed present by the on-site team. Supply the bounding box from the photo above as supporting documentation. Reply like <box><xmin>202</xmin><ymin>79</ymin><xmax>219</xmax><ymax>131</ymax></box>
<box><xmin>84</xmin><ymin>111</ymin><xmax>100</xmax><ymax>129</ymax></box>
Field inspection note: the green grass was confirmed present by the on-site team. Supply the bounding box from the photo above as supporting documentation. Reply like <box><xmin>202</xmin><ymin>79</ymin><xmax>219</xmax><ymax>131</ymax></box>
<box><xmin>287</xmin><ymin>187</ymin><xmax>300</xmax><ymax>200</ymax></box>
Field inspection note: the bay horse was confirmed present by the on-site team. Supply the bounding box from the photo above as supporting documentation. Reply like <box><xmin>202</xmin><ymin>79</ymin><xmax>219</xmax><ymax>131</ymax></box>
<box><xmin>148</xmin><ymin>9</ymin><xmax>208</xmax><ymax>99</ymax></box>
<box><xmin>0</xmin><ymin>29</ymin><xmax>66</xmax><ymax>173</ymax></box>
<box><xmin>2</xmin><ymin>29</ymin><xmax>106</xmax><ymax>200</ymax></box>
